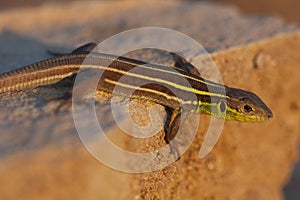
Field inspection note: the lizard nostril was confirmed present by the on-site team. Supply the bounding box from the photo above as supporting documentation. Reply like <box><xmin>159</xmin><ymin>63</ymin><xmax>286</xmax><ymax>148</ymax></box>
<box><xmin>268</xmin><ymin>113</ymin><xmax>273</xmax><ymax>119</ymax></box>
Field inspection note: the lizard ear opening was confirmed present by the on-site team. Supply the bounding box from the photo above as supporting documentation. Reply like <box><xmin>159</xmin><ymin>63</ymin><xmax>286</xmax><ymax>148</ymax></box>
<box><xmin>219</xmin><ymin>101</ymin><xmax>226</xmax><ymax>113</ymax></box>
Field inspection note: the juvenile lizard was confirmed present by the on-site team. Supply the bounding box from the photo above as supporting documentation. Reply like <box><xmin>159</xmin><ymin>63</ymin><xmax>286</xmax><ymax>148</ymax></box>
<box><xmin>0</xmin><ymin>43</ymin><xmax>273</xmax><ymax>142</ymax></box>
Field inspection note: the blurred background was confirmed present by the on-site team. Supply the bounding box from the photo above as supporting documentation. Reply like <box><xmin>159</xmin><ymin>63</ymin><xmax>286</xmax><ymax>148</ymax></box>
<box><xmin>1</xmin><ymin>0</ymin><xmax>300</xmax><ymax>23</ymax></box>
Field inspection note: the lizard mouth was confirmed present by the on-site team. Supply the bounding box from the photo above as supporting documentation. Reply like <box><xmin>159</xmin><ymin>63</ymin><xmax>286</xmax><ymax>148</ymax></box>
<box><xmin>255</xmin><ymin>112</ymin><xmax>273</xmax><ymax>122</ymax></box>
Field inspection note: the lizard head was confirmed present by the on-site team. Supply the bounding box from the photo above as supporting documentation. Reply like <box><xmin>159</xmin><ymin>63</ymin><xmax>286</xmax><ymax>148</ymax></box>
<box><xmin>222</xmin><ymin>87</ymin><xmax>273</xmax><ymax>122</ymax></box>
<box><xmin>197</xmin><ymin>87</ymin><xmax>273</xmax><ymax>122</ymax></box>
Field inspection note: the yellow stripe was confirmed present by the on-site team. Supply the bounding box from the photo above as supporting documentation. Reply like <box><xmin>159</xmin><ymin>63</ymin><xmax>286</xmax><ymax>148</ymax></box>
<box><xmin>1</xmin><ymin>58</ymin><xmax>228</xmax><ymax>100</ymax></box>
<box><xmin>105</xmin><ymin>78</ymin><xmax>199</xmax><ymax>106</ymax></box>
<box><xmin>78</xmin><ymin>64</ymin><xmax>229</xmax><ymax>99</ymax></box>
<box><xmin>92</xmin><ymin>55</ymin><xmax>225</xmax><ymax>89</ymax></box>
<box><xmin>1</xmin><ymin>72</ymin><xmax>74</xmax><ymax>92</ymax></box>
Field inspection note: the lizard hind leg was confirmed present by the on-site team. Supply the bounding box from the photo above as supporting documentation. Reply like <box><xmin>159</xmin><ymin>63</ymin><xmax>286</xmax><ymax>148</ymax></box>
<box><xmin>47</xmin><ymin>42</ymin><xmax>98</xmax><ymax>57</ymax></box>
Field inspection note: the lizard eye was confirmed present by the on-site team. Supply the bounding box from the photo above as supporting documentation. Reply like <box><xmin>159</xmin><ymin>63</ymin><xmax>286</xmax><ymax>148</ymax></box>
<box><xmin>244</xmin><ymin>105</ymin><xmax>253</xmax><ymax>112</ymax></box>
